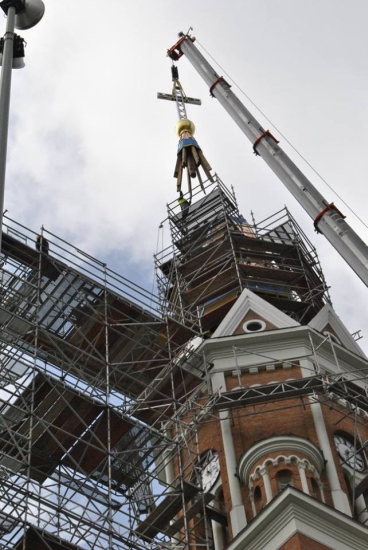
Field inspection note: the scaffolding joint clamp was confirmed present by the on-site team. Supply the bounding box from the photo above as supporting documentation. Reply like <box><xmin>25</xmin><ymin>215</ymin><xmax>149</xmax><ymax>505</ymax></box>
<box><xmin>253</xmin><ymin>130</ymin><xmax>279</xmax><ymax>156</ymax></box>
<box><xmin>313</xmin><ymin>203</ymin><xmax>346</xmax><ymax>234</ymax></box>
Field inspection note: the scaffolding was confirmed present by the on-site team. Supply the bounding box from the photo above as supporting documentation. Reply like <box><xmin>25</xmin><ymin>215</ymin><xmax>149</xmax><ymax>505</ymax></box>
<box><xmin>155</xmin><ymin>176</ymin><xmax>330</xmax><ymax>335</ymax></box>
<box><xmin>152</xmin><ymin>175</ymin><xmax>368</xmax><ymax>527</ymax></box>
<box><xmin>0</xmin><ymin>177</ymin><xmax>366</xmax><ymax>549</ymax></box>
<box><xmin>0</xmin><ymin>215</ymin><xmax>214</xmax><ymax>550</ymax></box>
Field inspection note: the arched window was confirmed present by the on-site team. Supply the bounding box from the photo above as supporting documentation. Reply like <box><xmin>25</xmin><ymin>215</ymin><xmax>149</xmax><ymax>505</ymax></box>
<box><xmin>253</xmin><ymin>485</ymin><xmax>263</xmax><ymax>513</ymax></box>
<box><xmin>216</xmin><ymin>489</ymin><xmax>229</xmax><ymax>546</ymax></box>
<box><xmin>310</xmin><ymin>477</ymin><xmax>321</xmax><ymax>500</ymax></box>
<box><xmin>276</xmin><ymin>469</ymin><xmax>293</xmax><ymax>492</ymax></box>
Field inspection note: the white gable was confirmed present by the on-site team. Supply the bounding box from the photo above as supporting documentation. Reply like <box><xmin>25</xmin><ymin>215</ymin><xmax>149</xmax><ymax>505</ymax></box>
<box><xmin>309</xmin><ymin>303</ymin><xmax>366</xmax><ymax>358</ymax></box>
<box><xmin>212</xmin><ymin>288</ymin><xmax>300</xmax><ymax>338</ymax></box>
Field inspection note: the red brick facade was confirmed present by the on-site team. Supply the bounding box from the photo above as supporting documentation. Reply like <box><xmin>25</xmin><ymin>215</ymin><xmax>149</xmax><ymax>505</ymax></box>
<box><xmin>191</xmin><ymin>361</ymin><xmax>368</xmax><ymax>529</ymax></box>
<box><xmin>281</xmin><ymin>533</ymin><xmax>333</xmax><ymax>549</ymax></box>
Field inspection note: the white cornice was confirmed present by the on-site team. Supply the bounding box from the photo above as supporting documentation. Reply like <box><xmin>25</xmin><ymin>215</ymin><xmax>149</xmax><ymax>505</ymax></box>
<box><xmin>199</xmin><ymin>325</ymin><xmax>368</xmax><ymax>376</ymax></box>
<box><xmin>228</xmin><ymin>487</ymin><xmax>368</xmax><ymax>550</ymax></box>
<box><xmin>204</xmin><ymin>325</ymin><xmax>310</xmax><ymax>353</ymax></box>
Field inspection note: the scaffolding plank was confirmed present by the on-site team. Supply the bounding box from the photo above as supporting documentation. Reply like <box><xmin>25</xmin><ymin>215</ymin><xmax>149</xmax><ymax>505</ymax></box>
<box><xmin>213</xmin><ymin>377</ymin><xmax>324</xmax><ymax>410</ymax></box>
<box><xmin>0</xmin><ymin>374</ymin><xmax>106</xmax><ymax>482</ymax></box>
<box><xmin>135</xmin><ymin>482</ymin><xmax>199</xmax><ymax>541</ymax></box>
<box><xmin>165</xmin><ymin>492</ymin><xmax>215</xmax><ymax>536</ymax></box>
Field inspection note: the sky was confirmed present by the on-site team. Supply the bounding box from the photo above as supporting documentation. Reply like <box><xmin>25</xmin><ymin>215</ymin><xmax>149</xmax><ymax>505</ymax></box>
<box><xmin>3</xmin><ymin>0</ymin><xmax>368</xmax><ymax>352</ymax></box>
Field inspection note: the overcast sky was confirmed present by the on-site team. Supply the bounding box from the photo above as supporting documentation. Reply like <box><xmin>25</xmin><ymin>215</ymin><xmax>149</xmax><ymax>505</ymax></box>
<box><xmin>3</xmin><ymin>0</ymin><xmax>368</xmax><ymax>352</ymax></box>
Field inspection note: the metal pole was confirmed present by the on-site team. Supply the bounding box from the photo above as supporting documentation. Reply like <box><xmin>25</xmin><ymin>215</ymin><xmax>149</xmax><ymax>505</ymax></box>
<box><xmin>178</xmin><ymin>37</ymin><xmax>368</xmax><ymax>288</ymax></box>
<box><xmin>0</xmin><ymin>6</ymin><xmax>15</xmax><ymax>252</ymax></box>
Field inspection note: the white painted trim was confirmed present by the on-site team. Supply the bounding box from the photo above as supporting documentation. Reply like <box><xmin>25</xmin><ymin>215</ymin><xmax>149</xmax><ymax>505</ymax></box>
<box><xmin>219</xmin><ymin>407</ymin><xmax>247</xmax><ymax>533</ymax></box>
<box><xmin>242</xmin><ymin>319</ymin><xmax>266</xmax><ymax>333</ymax></box>
<box><xmin>227</xmin><ymin>487</ymin><xmax>368</xmax><ymax>550</ymax></box>
<box><xmin>238</xmin><ymin>435</ymin><xmax>324</xmax><ymax>482</ymax></box>
<box><xmin>260</xmin><ymin>466</ymin><xmax>273</xmax><ymax>503</ymax></box>
<box><xmin>213</xmin><ymin>288</ymin><xmax>299</xmax><ymax>338</ymax></box>
<box><xmin>297</xmin><ymin>461</ymin><xmax>310</xmax><ymax>494</ymax></box>
<box><xmin>309</xmin><ymin>397</ymin><xmax>352</xmax><ymax>515</ymax></box>
<box><xmin>200</xmin><ymin>325</ymin><xmax>368</xmax><ymax>380</ymax></box>
<box><xmin>309</xmin><ymin>303</ymin><xmax>366</xmax><ymax>358</ymax></box>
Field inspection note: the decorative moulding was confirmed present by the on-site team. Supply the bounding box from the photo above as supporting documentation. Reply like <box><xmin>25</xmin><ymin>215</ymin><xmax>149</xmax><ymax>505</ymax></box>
<box><xmin>309</xmin><ymin>303</ymin><xmax>365</xmax><ymax>358</ymax></box>
<box><xmin>226</xmin><ymin>487</ymin><xmax>368</xmax><ymax>550</ymax></box>
<box><xmin>250</xmin><ymin>455</ymin><xmax>320</xmax><ymax>482</ymax></box>
<box><xmin>237</xmin><ymin>435</ymin><xmax>325</xmax><ymax>483</ymax></box>
<box><xmin>212</xmin><ymin>288</ymin><xmax>299</xmax><ymax>338</ymax></box>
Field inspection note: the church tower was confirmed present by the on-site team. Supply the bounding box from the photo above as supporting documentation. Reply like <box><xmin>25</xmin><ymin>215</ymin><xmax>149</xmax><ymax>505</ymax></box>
<box><xmin>154</xmin><ymin>176</ymin><xmax>368</xmax><ymax>550</ymax></box>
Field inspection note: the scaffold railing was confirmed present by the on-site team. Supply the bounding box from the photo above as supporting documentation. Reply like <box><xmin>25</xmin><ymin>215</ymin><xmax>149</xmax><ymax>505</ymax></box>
<box><xmin>155</xmin><ymin>176</ymin><xmax>331</xmax><ymax>336</ymax></box>
<box><xmin>0</xmin><ymin>203</ymin><xmax>362</xmax><ymax>549</ymax></box>
<box><xmin>0</xmin><ymin>216</ymin><xmax>213</xmax><ymax>550</ymax></box>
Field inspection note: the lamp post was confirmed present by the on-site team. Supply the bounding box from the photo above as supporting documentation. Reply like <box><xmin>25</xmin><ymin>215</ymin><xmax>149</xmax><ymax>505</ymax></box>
<box><xmin>0</xmin><ymin>0</ymin><xmax>45</xmax><ymax>251</ymax></box>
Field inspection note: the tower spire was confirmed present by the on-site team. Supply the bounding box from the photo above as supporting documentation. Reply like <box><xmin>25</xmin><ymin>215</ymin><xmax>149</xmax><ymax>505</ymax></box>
<box><xmin>158</xmin><ymin>64</ymin><xmax>213</xmax><ymax>200</ymax></box>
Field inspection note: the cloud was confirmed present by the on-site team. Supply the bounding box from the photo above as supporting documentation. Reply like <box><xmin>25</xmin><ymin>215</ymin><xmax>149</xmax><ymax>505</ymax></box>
<box><xmin>1</xmin><ymin>0</ymin><xmax>368</xmax><ymax>352</ymax></box>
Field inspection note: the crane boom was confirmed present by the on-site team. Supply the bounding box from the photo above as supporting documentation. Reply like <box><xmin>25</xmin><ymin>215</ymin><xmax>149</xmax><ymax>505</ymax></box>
<box><xmin>168</xmin><ymin>34</ymin><xmax>368</xmax><ymax>288</ymax></box>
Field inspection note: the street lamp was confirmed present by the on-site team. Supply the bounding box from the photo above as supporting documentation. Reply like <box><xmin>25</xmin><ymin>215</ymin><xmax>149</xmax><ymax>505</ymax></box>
<box><xmin>0</xmin><ymin>0</ymin><xmax>45</xmax><ymax>251</ymax></box>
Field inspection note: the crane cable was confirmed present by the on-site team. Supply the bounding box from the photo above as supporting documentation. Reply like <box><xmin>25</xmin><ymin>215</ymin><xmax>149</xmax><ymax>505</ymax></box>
<box><xmin>196</xmin><ymin>39</ymin><xmax>368</xmax><ymax>233</ymax></box>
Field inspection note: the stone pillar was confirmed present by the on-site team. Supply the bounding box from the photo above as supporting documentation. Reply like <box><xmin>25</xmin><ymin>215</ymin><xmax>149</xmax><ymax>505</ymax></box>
<box><xmin>212</xmin><ymin>371</ymin><xmax>247</xmax><ymax>536</ymax></box>
<box><xmin>297</xmin><ymin>461</ymin><xmax>310</xmax><ymax>494</ymax></box>
<box><xmin>309</xmin><ymin>397</ymin><xmax>351</xmax><ymax>515</ymax></box>
<box><xmin>212</xmin><ymin>518</ymin><xmax>225</xmax><ymax>550</ymax></box>
<box><xmin>259</xmin><ymin>466</ymin><xmax>273</xmax><ymax>503</ymax></box>
<box><xmin>248</xmin><ymin>486</ymin><xmax>257</xmax><ymax>518</ymax></box>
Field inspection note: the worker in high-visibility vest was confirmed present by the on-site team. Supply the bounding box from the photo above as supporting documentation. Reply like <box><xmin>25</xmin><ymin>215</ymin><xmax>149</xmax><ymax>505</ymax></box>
<box><xmin>177</xmin><ymin>191</ymin><xmax>191</xmax><ymax>221</ymax></box>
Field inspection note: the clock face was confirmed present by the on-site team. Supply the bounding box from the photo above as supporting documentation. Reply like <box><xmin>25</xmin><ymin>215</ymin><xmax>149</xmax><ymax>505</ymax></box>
<box><xmin>197</xmin><ymin>450</ymin><xmax>220</xmax><ymax>492</ymax></box>
<box><xmin>334</xmin><ymin>435</ymin><xmax>365</xmax><ymax>472</ymax></box>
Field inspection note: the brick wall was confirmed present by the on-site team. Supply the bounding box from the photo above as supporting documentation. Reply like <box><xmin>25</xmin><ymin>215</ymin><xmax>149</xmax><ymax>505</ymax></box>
<box><xmin>282</xmin><ymin>532</ymin><xmax>333</xmax><ymax>549</ymax></box>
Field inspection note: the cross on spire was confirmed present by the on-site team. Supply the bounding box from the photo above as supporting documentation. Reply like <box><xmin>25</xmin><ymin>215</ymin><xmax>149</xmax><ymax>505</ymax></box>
<box><xmin>158</xmin><ymin>64</ymin><xmax>213</xmax><ymax>200</ymax></box>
